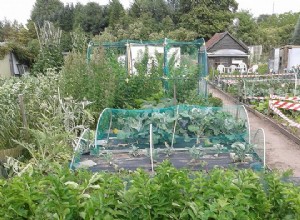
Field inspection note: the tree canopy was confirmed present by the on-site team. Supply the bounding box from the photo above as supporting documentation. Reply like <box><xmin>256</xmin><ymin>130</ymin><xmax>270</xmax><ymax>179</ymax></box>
<box><xmin>292</xmin><ymin>16</ymin><xmax>300</xmax><ymax>45</ymax></box>
<box><xmin>1</xmin><ymin>0</ymin><xmax>300</xmax><ymax>72</ymax></box>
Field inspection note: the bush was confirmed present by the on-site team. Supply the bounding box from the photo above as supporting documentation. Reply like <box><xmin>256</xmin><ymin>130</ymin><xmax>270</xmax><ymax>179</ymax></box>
<box><xmin>0</xmin><ymin>72</ymin><xmax>93</xmax><ymax>150</ymax></box>
<box><xmin>258</xmin><ymin>63</ymin><xmax>269</xmax><ymax>74</ymax></box>
<box><xmin>1</xmin><ymin>162</ymin><xmax>300</xmax><ymax>219</ymax></box>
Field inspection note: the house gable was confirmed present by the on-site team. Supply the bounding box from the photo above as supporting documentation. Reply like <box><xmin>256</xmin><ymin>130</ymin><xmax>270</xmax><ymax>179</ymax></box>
<box><xmin>206</xmin><ymin>32</ymin><xmax>248</xmax><ymax>53</ymax></box>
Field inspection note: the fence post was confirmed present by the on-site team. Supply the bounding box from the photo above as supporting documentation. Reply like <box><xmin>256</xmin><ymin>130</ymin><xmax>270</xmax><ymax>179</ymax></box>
<box><xmin>18</xmin><ymin>94</ymin><xmax>28</xmax><ymax>129</ymax></box>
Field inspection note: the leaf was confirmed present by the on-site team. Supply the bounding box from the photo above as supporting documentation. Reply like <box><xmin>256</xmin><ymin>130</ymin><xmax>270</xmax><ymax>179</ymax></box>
<box><xmin>188</xmin><ymin>125</ymin><xmax>198</xmax><ymax>132</ymax></box>
<box><xmin>117</xmin><ymin>131</ymin><xmax>130</xmax><ymax>139</ymax></box>
<box><xmin>217</xmin><ymin>198</ymin><xmax>229</xmax><ymax>208</ymax></box>
<box><xmin>172</xmin><ymin>202</ymin><xmax>180</xmax><ymax>207</ymax></box>
<box><xmin>64</xmin><ymin>181</ymin><xmax>79</xmax><ymax>189</ymax></box>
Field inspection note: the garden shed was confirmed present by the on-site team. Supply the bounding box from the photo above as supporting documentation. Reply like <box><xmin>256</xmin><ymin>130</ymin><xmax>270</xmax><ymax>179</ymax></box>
<box><xmin>206</xmin><ymin>32</ymin><xmax>249</xmax><ymax>71</ymax></box>
<box><xmin>278</xmin><ymin>45</ymin><xmax>300</xmax><ymax>72</ymax></box>
<box><xmin>0</xmin><ymin>42</ymin><xmax>27</xmax><ymax>77</ymax></box>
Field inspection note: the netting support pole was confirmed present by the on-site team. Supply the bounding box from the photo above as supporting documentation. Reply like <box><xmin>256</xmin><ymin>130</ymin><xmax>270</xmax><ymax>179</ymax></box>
<box><xmin>149</xmin><ymin>124</ymin><xmax>154</xmax><ymax>172</ymax></box>
<box><xmin>106</xmin><ymin>111</ymin><xmax>113</xmax><ymax>145</ymax></box>
<box><xmin>294</xmin><ymin>72</ymin><xmax>297</xmax><ymax>96</ymax></box>
<box><xmin>171</xmin><ymin>106</ymin><xmax>179</xmax><ymax>148</ymax></box>
<box><xmin>198</xmin><ymin>45</ymin><xmax>208</xmax><ymax>97</ymax></box>
<box><xmin>163</xmin><ymin>38</ymin><xmax>169</xmax><ymax>93</ymax></box>
<box><xmin>173</xmin><ymin>80</ymin><xmax>177</xmax><ymax>105</ymax></box>
<box><xmin>242</xmin><ymin>105</ymin><xmax>251</xmax><ymax>144</ymax></box>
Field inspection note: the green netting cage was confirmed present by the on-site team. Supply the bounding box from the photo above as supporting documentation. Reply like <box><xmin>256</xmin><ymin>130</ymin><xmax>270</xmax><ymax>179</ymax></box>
<box><xmin>94</xmin><ymin>105</ymin><xmax>250</xmax><ymax>150</ymax></box>
<box><xmin>86</xmin><ymin>38</ymin><xmax>208</xmax><ymax>96</ymax></box>
<box><xmin>71</xmin><ymin>105</ymin><xmax>267</xmax><ymax>171</ymax></box>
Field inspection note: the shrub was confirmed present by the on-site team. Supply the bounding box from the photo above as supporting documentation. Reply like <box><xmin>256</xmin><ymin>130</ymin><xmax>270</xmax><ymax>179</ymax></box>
<box><xmin>1</xmin><ymin>162</ymin><xmax>300</xmax><ymax>219</ymax></box>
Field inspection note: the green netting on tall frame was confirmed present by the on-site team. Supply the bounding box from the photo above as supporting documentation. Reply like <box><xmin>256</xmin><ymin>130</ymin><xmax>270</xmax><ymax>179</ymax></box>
<box><xmin>86</xmin><ymin>38</ymin><xmax>208</xmax><ymax>97</ymax></box>
<box><xmin>92</xmin><ymin>105</ymin><xmax>251</xmax><ymax>154</ymax></box>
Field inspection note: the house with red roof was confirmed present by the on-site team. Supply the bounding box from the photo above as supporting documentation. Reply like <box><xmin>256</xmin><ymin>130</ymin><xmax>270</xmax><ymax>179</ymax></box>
<box><xmin>206</xmin><ymin>32</ymin><xmax>249</xmax><ymax>71</ymax></box>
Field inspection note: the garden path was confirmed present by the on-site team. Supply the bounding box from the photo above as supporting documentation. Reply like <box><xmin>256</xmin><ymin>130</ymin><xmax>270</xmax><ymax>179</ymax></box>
<box><xmin>208</xmin><ymin>84</ymin><xmax>300</xmax><ymax>177</ymax></box>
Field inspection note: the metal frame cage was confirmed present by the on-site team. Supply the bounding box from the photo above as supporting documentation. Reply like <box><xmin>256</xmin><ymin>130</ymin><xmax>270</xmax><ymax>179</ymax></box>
<box><xmin>86</xmin><ymin>38</ymin><xmax>208</xmax><ymax>96</ymax></box>
<box><xmin>70</xmin><ymin>105</ymin><xmax>265</xmax><ymax>172</ymax></box>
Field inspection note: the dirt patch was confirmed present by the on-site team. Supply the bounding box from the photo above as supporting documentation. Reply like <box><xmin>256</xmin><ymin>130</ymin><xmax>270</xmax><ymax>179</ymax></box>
<box><xmin>80</xmin><ymin>151</ymin><xmax>262</xmax><ymax>173</ymax></box>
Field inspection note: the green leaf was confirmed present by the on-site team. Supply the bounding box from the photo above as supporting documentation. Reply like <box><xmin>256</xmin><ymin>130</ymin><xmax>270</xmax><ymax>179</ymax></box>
<box><xmin>188</xmin><ymin>125</ymin><xmax>198</xmax><ymax>132</ymax></box>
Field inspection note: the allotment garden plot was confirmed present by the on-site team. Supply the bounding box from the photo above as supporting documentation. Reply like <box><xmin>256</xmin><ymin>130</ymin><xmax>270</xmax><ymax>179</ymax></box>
<box><xmin>212</xmin><ymin>73</ymin><xmax>300</xmax><ymax>133</ymax></box>
<box><xmin>74</xmin><ymin>105</ymin><xmax>265</xmax><ymax>172</ymax></box>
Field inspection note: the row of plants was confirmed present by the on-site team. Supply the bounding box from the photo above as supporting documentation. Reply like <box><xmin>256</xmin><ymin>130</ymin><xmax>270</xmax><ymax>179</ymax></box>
<box><xmin>1</xmin><ymin>160</ymin><xmax>300</xmax><ymax>219</ymax></box>
<box><xmin>110</xmin><ymin>107</ymin><xmax>246</xmax><ymax>147</ymax></box>
<box><xmin>214</xmin><ymin>78</ymin><xmax>300</xmax><ymax>134</ymax></box>
<box><xmin>219</xmin><ymin>78</ymin><xmax>297</xmax><ymax>99</ymax></box>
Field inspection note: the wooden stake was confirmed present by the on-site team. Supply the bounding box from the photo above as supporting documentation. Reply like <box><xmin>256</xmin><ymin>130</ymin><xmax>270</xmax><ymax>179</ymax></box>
<box><xmin>18</xmin><ymin>94</ymin><xmax>28</xmax><ymax>128</ymax></box>
<box><xmin>149</xmin><ymin>124</ymin><xmax>154</xmax><ymax>172</ymax></box>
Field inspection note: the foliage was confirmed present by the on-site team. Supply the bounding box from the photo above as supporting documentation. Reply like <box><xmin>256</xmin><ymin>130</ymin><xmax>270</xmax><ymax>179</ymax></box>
<box><xmin>292</xmin><ymin>15</ymin><xmax>300</xmax><ymax>45</ymax></box>
<box><xmin>60</xmin><ymin>48</ymin><xmax>117</xmax><ymax>117</ymax></box>
<box><xmin>179</xmin><ymin>0</ymin><xmax>238</xmax><ymax>39</ymax></box>
<box><xmin>257</xmin><ymin>63</ymin><xmax>269</xmax><ymax>74</ymax></box>
<box><xmin>0</xmin><ymin>71</ymin><xmax>93</xmax><ymax>150</ymax></box>
<box><xmin>1</xmin><ymin>161</ymin><xmax>300</xmax><ymax>219</ymax></box>
<box><xmin>32</xmin><ymin>45</ymin><xmax>64</xmax><ymax>74</ymax></box>
<box><xmin>0</xmin><ymin>21</ymin><xmax>37</xmax><ymax>67</ymax></box>
<box><xmin>242</xmin><ymin>79</ymin><xmax>296</xmax><ymax>98</ymax></box>
<box><xmin>30</xmin><ymin>0</ymin><xmax>64</xmax><ymax>26</ymax></box>
<box><xmin>257</xmin><ymin>12</ymin><xmax>300</xmax><ymax>51</ymax></box>
<box><xmin>188</xmin><ymin>145</ymin><xmax>205</xmax><ymax>160</ymax></box>
<box><xmin>74</xmin><ymin>2</ymin><xmax>109</xmax><ymax>35</ymax></box>
<box><xmin>108</xmin><ymin>0</ymin><xmax>126</xmax><ymax>29</ymax></box>
<box><xmin>231</xmin><ymin>142</ymin><xmax>253</xmax><ymax>162</ymax></box>
<box><xmin>32</xmin><ymin>21</ymin><xmax>64</xmax><ymax>75</ymax></box>
<box><xmin>114</xmin><ymin>106</ymin><xmax>246</xmax><ymax>147</ymax></box>
<box><xmin>184</xmin><ymin>92</ymin><xmax>223</xmax><ymax>107</ymax></box>
<box><xmin>230</xmin><ymin>10</ymin><xmax>261</xmax><ymax>45</ymax></box>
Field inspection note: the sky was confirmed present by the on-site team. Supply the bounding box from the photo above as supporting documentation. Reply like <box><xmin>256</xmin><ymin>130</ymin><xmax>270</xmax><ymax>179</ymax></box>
<box><xmin>0</xmin><ymin>0</ymin><xmax>299</xmax><ymax>25</ymax></box>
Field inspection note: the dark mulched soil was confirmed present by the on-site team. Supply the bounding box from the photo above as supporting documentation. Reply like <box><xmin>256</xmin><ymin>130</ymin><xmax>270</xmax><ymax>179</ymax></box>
<box><xmin>80</xmin><ymin>151</ymin><xmax>262</xmax><ymax>173</ymax></box>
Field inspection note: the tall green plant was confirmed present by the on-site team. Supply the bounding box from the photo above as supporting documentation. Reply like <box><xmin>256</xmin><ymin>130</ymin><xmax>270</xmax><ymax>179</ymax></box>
<box><xmin>61</xmin><ymin>48</ymin><xmax>117</xmax><ymax>117</ymax></box>
<box><xmin>0</xmin><ymin>71</ymin><xmax>93</xmax><ymax>150</ymax></box>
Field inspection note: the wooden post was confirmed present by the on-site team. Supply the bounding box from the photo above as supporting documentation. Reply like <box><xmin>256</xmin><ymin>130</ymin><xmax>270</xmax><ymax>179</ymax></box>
<box><xmin>149</xmin><ymin>124</ymin><xmax>154</xmax><ymax>172</ymax></box>
<box><xmin>18</xmin><ymin>94</ymin><xmax>28</xmax><ymax>128</ymax></box>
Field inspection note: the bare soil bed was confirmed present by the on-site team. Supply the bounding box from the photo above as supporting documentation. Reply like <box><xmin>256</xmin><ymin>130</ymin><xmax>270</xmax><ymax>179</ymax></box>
<box><xmin>80</xmin><ymin>151</ymin><xmax>262</xmax><ymax>173</ymax></box>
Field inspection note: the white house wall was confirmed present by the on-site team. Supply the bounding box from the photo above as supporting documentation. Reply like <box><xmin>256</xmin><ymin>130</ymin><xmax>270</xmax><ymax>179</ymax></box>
<box><xmin>0</xmin><ymin>54</ymin><xmax>12</xmax><ymax>78</ymax></box>
<box><xmin>288</xmin><ymin>48</ymin><xmax>300</xmax><ymax>69</ymax></box>
<box><xmin>273</xmin><ymin>48</ymin><xmax>280</xmax><ymax>73</ymax></box>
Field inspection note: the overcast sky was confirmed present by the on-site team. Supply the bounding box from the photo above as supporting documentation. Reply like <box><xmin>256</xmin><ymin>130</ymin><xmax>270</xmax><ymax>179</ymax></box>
<box><xmin>0</xmin><ymin>0</ymin><xmax>299</xmax><ymax>25</ymax></box>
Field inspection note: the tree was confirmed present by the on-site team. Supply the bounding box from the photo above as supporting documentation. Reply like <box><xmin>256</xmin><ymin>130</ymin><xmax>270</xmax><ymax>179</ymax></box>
<box><xmin>108</xmin><ymin>0</ymin><xmax>125</xmax><ymax>28</ymax></box>
<box><xmin>291</xmin><ymin>16</ymin><xmax>300</xmax><ymax>45</ymax></box>
<box><xmin>179</xmin><ymin>0</ymin><xmax>238</xmax><ymax>39</ymax></box>
<box><xmin>257</xmin><ymin>12</ymin><xmax>300</xmax><ymax>47</ymax></box>
<box><xmin>73</xmin><ymin>2</ymin><xmax>109</xmax><ymax>35</ymax></box>
<box><xmin>58</xmin><ymin>3</ymin><xmax>75</xmax><ymax>32</ymax></box>
<box><xmin>31</xmin><ymin>0</ymin><xmax>64</xmax><ymax>26</ymax></box>
<box><xmin>129</xmin><ymin>0</ymin><xmax>171</xmax><ymax>24</ymax></box>
<box><xmin>230</xmin><ymin>11</ymin><xmax>261</xmax><ymax>45</ymax></box>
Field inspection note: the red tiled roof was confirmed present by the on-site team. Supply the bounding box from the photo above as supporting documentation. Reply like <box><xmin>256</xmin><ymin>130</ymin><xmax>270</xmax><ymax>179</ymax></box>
<box><xmin>206</xmin><ymin>32</ymin><xmax>227</xmax><ymax>50</ymax></box>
